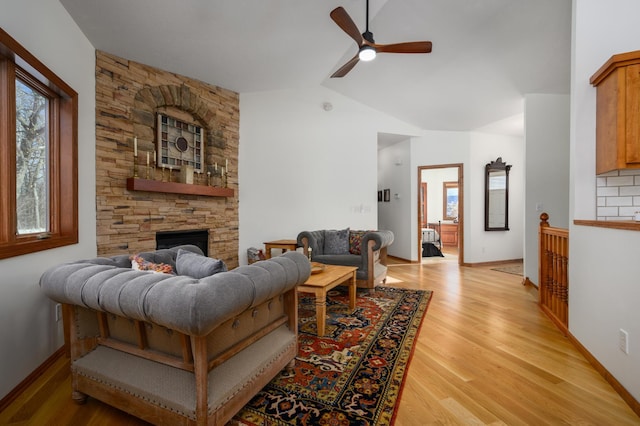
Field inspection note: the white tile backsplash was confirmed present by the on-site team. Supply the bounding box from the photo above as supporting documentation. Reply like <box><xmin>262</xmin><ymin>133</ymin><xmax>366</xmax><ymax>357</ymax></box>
<box><xmin>620</xmin><ymin>186</ymin><xmax>640</xmax><ymax>196</ymax></box>
<box><xmin>619</xmin><ymin>206</ymin><xmax>639</xmax><ymax>216</ymax></box>
<box><xmin>596</xmin><ymin>170</ymin><xmax>640</xmax><ymax>219</ymax></box>
<box><xmin>597</xmin><ymin>206</ymin><xmax>619</xmax><ymax>217</ymax></box>
<box><xmin>606</xmin><ymin>196</ymin><xmax>633</xmax><ymax>206</ymax></box>
<box><xmin>607</xmin><ymin>176</ymin><xmax>635</xmax><ymax>186</ymax></box>
<box><xmin>597</xmin><ymin>186</ymin><xmax>619</xmax><ymax>197</ymax></box>
<box><xmin>619</xmin><ymin>168</ymin><xmax>640</xmax><ymax>176</ymax></box>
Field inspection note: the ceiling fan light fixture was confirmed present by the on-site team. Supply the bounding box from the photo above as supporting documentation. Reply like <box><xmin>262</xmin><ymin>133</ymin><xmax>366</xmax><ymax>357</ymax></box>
<box><xmin>359</xmin><ymin>45</ymin><xmax>376</xmax><ymax>61</ymax></box>
<box><xmin>329</xmin><ymin>3</ymin><xmax>431</xmax><ymax>77</ymax></box>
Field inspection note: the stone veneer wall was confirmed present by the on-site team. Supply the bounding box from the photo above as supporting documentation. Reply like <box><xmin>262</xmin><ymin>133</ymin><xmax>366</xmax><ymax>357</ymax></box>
<box><xmin>95</xmin><ymin>51</ymin><xmax>239</xmax><ymax>267</ymax></box>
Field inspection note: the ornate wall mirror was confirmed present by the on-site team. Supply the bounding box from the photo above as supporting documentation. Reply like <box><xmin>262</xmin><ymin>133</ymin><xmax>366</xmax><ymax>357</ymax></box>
<box><xmin>485</xmin><ymin>157</ymin><xmax>511</xmax><ymax>231</ymax></box>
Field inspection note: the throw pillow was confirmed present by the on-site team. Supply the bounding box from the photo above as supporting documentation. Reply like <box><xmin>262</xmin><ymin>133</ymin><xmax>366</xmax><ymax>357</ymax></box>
<box><xmin>130</xmin><ymin>255</ymin><xmax>174</xmax><ymax>274</ymax></box>
<box><xmin>324</xmin><ymin>228</ymin><xmax>350</xmax><ymax>255</ymax></box>
<box><xmin>175</xmin><ymin>249</ymin><xmax>227</xmax><ymax>279</ymax></box>
<box><xmin>349</xmin><ymin>230</ymin><xmax>369</xmax><ymax>255</ymax></box>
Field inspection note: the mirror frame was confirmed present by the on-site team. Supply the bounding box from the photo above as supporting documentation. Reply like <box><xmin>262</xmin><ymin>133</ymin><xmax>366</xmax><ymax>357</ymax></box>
<box><xmin>484</xmin><ymin>157</ymin><xmax>511</xmax><ymax>231</ymax></box>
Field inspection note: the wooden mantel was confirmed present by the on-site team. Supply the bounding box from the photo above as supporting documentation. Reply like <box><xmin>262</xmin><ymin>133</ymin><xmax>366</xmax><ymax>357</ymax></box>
<box><xmin>126</xmin><ymin>178</ymin><xmax>234</xmax><ymax>197</ymax></box>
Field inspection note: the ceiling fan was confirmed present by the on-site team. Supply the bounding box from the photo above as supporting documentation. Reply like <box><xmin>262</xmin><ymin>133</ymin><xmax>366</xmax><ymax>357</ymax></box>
<box><xmin>329</xmin><ymin>0</ymin><xmax>432</xmax><ymax>78</ymax></box>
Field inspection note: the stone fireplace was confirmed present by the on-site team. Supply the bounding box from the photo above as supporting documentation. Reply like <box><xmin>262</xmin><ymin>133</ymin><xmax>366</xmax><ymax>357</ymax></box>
<box><xmin>95</xmin><ymin>51</ymin><xmax>239</xmax><ymax>268</ymax></box>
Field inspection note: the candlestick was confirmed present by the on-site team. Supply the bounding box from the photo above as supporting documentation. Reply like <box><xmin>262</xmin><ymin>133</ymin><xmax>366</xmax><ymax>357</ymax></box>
<box><xmin>132</xmin><ymin>136</ymin><xmax>139</xmax><ymax>178</ymax></box>
<box><xmin>146</xmin><ymin>151</ymin><xmax>149</xmax><ymax>166</ymax></box>
<box><xmin>207</xmin><ymin>171</ymin><xmax>211</xmax><ymax>186</ymax></box>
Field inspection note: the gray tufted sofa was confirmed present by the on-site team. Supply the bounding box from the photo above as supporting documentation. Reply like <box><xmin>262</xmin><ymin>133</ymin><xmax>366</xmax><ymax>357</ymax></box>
<box><xmin>297</xmin><ymin>229</ymin><xmax>394</xmax><ymax>289</ymax></box>
<box><xmin>39</xmin><ymin>245</ymin><xmax>311</xmax><ymax>426</ymax></box>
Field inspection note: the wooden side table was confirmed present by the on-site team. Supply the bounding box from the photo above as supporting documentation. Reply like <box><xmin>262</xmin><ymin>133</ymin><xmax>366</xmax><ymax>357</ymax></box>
<box><xmin>263</xmin><ymin>239</ymin><xmax>298</xmax><ymax>259</ymax></box>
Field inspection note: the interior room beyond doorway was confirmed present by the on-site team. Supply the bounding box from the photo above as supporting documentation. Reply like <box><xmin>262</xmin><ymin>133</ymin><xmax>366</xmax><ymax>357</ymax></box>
<box><xmin>419</xmin><ymin>165</ymin><xmax>463</xmax><ymax>265</ymax></box>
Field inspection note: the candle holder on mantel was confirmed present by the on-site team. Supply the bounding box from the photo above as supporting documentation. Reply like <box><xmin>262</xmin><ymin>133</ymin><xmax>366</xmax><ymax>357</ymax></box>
<box><xmin>132</xmin><ymin>136</ymin><xmax>139</xmax><ymax>178</ymax></box>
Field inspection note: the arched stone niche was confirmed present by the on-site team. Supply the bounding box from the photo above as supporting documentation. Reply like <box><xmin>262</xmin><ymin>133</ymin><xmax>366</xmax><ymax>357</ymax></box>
<box><xmin>130</xmin><ymin>84</ymin><xmax>226</xmax><ymax>171</ymax></box>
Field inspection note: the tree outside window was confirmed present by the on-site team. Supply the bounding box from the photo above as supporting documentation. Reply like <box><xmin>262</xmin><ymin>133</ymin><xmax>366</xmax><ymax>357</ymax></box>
<box><xmin>443</xmin><ymin>181</ymin><xmax>458</xmax><ymax>221</ymax></box>
<box><xmin>15</xmin><ymin>79</ymin><xmax>49</xmax><ymax>235</ymax></box>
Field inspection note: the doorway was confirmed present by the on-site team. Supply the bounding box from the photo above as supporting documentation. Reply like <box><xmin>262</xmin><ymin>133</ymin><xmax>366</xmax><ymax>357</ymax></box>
<box><xmin>418</xmin><ymin>164</ymin><xmax>464</xmax><ymax>265</ymax></box>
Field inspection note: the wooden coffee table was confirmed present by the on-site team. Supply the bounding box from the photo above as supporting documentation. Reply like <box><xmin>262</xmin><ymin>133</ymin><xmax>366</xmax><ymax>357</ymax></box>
<box><xmin>296</xmin><ymin>264</ymin><xmax>358</xmax><ymax>337</ymax></box>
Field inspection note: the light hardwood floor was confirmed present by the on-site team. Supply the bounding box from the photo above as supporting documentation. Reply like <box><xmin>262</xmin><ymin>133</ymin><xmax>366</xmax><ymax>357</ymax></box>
<box><xmin>1</xmin><ymin>258</ymin><xmax>638</xmax><ymax>425</ymax></box>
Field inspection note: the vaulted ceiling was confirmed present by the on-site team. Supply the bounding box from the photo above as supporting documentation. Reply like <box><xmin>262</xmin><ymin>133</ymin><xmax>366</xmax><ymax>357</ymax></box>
<box><xmin>60</xmin><ymin>0</ymin><xmax>571</xmax><ymax>139</ymax></box>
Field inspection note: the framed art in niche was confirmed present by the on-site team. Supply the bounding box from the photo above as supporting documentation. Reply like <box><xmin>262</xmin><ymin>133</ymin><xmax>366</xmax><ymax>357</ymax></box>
<box><xmin>157</xmin><ymin>113</ymin><xmax>204</xmax><ymax>172</ymax></box>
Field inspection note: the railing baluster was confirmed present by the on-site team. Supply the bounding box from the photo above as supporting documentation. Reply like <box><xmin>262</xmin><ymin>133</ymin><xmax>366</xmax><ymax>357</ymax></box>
<box><xmin>538</xmin><ymin>213</ymin><xmax>569</xmax><ymax>335</ymax></box>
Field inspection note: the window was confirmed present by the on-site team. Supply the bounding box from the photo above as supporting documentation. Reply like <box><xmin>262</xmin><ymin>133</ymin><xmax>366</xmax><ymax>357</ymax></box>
<box><xmin>0</xmin><ymin>27</ymin><xmax>78</xmax><ymax>259</ymax></box>
<box><xmin>443</xmin><ymin>181</ymin><xmax>458</xmax><ymax>221</ymax></box>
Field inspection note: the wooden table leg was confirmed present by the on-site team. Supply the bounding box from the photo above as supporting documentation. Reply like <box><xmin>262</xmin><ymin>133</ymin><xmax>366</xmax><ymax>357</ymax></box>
<box><xmin>316</xmin><ymin>289</ymin><xmax>327</xmax><ymax>337</ymax></box>
<box><xmin>348</xmin><ymin>271</ymin><xmax>356</xmax><ymax>311</ymax></box>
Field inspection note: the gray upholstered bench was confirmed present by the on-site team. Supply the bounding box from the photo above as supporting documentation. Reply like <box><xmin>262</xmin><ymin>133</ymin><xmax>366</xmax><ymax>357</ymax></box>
<box><xmin>40</xmin><ymin>245</ymin><xmax>310</xmax><ymax>425</ymax></box>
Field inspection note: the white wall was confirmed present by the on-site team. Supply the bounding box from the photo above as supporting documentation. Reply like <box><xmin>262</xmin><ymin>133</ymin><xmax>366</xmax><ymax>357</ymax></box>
<box><xmin>377</xmin><ymin>139</ymin><xmax>413</xmax><ymax>259</ymax></box>
<box><xmin>378</xmin><ymin>130</ymin><xmax>523</xmax><ymax>263</ymax></box>
<box><xmin>570</xmin><ymin>0</ymin><xmax>640</xmax><ymax>401</ymax></box>
<box><xmin>466</xmin><ymin>132</ymin><xmax>524</xmax><ymax>263</ymax></box>
<box><xmin>523</xmin><ymin>94</ymin><xmax>570</xmax><ymax>285</ymax></box>
<box><xmin>407</xmin><ymin>131</ymin><xmax>469</xmax><ymax>261</ymax></box>
<box><xmin>396</xmin><ymin>130</ymin><xmax>462</xmax><ymax>261</ymax></box>
<box><xmin>0</xmin><ymin>1</ymin><xmax>96</xmax><ymax>400</ymax></box>
<box><xmin>238</xmin><ymin>87</ymin><xmax>421</xmax><ymax>264</ymax></box>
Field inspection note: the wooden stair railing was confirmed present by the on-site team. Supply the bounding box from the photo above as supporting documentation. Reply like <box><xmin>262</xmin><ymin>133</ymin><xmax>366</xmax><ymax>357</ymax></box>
<box><xmin>538</xmin><ymin>212</ymin><xmax>569</xmax><ymax>335</ymax></box>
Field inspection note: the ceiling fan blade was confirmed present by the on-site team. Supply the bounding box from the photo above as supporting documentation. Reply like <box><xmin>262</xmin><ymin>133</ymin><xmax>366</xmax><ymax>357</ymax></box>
<box><xmin>331</xmin><ymin>54</ymin><xmax>360</xmax><ymax>78</ymax></box>
<box><xmin>330</xmin><ymin>7</ymin><xmax>364</xmax><ymax>45</ymax></box>
<box><xmin>375</xmin><ymin>41</ymin><xmax>432</xmax><ymax>54</ymax></box>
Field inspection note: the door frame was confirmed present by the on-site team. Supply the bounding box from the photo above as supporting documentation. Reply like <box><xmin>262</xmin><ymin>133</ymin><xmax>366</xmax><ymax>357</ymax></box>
<box><xmin>417</xmin><ymin>163</ymin><xmax>464</xmax><ymax>265</ymax></box>
<box><xmin>420</xmin><ymin>182</ymin><xmax>427</xmax><ymax>228</ymax></box>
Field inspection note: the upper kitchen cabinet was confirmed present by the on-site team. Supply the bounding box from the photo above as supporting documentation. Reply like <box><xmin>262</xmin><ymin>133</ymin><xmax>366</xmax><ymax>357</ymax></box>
<box><xmin>591</xmin><ymin>50</ymin><xmax>640</xmax><ymax>174</ymax></box>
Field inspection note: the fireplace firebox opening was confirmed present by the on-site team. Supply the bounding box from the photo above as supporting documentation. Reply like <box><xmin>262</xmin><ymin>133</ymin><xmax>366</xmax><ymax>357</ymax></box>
<box><xmin>156</xmin><ymin>229</ymin><xmax>209</xmax><ymax>256</ymax></box>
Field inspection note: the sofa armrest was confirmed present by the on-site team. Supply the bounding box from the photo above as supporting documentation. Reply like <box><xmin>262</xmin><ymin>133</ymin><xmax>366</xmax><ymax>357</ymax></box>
<box><xmin>361</xmin><ymin>230</ymin><xmax>394</xmax><ymax>252</ymax></box>
<box><xmin>360</xmin><ymin>230</ymin><xmax>394</xmax><ymax>267</ymax></box>
<box><xmin>297</xmin><ymin>230</ymin><xmax>325</xmax><ymax>258</ymax></box>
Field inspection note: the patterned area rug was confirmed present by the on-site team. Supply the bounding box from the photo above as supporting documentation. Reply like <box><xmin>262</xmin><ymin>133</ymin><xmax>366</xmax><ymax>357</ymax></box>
<box><xmin>490</xmin><ymin>263</ymin><xmax>524</xmax><ymax>276</ymax></box>
<box><xmin>233</xmin><ymin>286</ymin><xmax>433</xmax><ymax>426</ymax></box>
